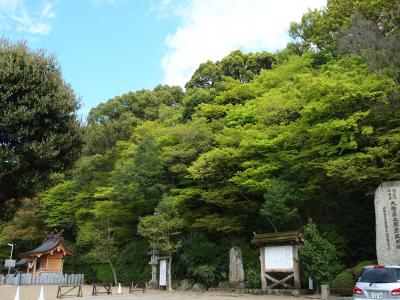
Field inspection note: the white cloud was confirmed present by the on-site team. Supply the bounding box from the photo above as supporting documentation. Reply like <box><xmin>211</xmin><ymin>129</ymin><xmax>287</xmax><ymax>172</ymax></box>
<box><xmin>159</xmin><ymin>0</ymin><xmax>327</xmax><ymax>87</ymax></box>
<box><xmin>0</xmin><ymin>0</ymin><xmax>56</xmax><ymax>35</ymax></box>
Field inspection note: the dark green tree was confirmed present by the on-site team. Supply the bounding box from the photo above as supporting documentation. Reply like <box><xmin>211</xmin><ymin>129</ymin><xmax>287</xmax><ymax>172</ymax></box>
<box><xmin>0</xmin><ymin>39</ymin><xmax>82</xmax><ymax>215</ymax></box>
<box><xmin>299</xmin><ymin>220</ymin><xmax>343</xmax><ymax>285</ymax></box>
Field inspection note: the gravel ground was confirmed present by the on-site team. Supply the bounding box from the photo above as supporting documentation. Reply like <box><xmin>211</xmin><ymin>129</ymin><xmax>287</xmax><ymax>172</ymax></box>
<box><xmin>0</xmin><ymin>285</ymin><xmax>312</xmax><ymax>300</ymax></box>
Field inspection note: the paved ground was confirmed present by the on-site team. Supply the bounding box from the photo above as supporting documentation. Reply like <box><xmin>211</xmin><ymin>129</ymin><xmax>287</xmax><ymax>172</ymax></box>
<box><xmin>0</xmin><ymin>285</ymin><xmax>313</xmax><ymax>300</ymax></box>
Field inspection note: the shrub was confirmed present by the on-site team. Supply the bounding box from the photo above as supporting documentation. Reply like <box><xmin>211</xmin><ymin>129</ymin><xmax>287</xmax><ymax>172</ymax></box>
<box><xmin>331</xmin><ymin>260</ymin><xmax>376</xmax><ymax>289</ymax></box>
<box><xmin>193</xmin><ymin>264</ymin><xmax>217</xmax><ymax>286</ymax></box>
<box><xmin>177</xmin><ymin>233</ymin><xmax>226</xmax><ymax>286</ymax></box>
<box><xmin>299</xmin><ymin>219</ymin><xmax>343</xmax><ymax>285</ymax></box>
<box><xmin>245</xmin><ymin>267</ymin><xmax>260</xmax><ymax>288</ymax></box>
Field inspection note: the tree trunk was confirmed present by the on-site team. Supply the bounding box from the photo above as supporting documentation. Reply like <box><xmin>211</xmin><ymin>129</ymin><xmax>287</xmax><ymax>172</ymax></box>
<box><xmin>168</xmin><ymin>253</ymin><xmax>172</xmax><ymax>291</ymax></box>
<box><xmin>108</xmin><ymin>256</ymin><xmax>118</xmax><ymax>286</ymax></box>
<box><xmin>106</xmin><ymin>224</ymin><xmax>118</xmax><ymax>285</ymax></box>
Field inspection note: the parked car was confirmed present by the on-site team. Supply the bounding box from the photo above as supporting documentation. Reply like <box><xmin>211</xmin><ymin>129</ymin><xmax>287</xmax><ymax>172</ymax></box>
<box><xmin>353</xmin><ymin>266</ymin><xmax>400</xmax><ymax>299</ymax></box>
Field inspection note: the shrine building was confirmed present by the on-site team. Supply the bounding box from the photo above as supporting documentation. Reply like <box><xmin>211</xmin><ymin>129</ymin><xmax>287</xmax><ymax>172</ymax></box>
<box><xmin>19</xmin><ymin>232</ymin><xmax>73</xmax><ymax>276</ymax></box>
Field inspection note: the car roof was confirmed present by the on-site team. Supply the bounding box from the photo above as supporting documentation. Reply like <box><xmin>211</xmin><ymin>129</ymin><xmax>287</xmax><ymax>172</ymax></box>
<box><xmin>363</xmin><ymin>265</ymin><xmax>400</xmax><ymax>269</ymax></box>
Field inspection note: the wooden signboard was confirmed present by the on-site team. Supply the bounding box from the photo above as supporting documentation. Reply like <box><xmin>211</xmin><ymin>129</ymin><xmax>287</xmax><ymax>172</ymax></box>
<box><xmin>264</xmin><ymin>245</ymin><xmax>293</xmax><ymax>270</ymax></box>
<box><xmin>251</xmin><ymin>231</ymin><xmax>303</xmax><ymax>290</ymax></box>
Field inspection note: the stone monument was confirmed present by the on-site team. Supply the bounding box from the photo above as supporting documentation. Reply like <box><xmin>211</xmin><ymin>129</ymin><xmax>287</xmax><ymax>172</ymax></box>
<box><xmin>374</xmin><ymin>181</ymin><xmax>400</xmax><ymax>265</ymax></box>
<box><xmin>229</xmin><ymin>247</ymin><xmax>245</xmax><ymax>288</ymax></box>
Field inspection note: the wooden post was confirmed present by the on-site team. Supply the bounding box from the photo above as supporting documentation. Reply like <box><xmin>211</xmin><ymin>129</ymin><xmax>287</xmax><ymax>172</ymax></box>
<box><xmin>293</xmin><ymin>245</ymin><xmax>300</xmax><ymax>288</ymax></box>
<box><xmin>259</xmin><ymin>246</ymin><xmax>267</xmax><ymax>290</ymax></box>
<box><xmin>32</xmin><ymin>256</ymin><xmax>37</xmax><ymax>283</ymax></box>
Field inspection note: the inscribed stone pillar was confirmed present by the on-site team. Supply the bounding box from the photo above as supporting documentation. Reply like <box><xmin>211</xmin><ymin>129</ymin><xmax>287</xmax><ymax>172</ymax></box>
<box><xmin>229</xmin><ymin>247</ymin><xmax>245</xmax><ymax>288</ymax></box>
<box><xmin>374</xmin><ymin>181</ymin><xmax>400</xmax><ymax>265</ymax></box>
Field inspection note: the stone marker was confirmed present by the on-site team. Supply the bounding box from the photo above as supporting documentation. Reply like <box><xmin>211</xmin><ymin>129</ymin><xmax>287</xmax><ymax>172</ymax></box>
<box><xmin>375</xmin><ymin>181</ymin><xmax>400</xmax><ymax>265</ymax></box>
<box><xmin>229</xmin><ymin>246</ymin><xmax>245</xmax><ymax>288</ymax></box>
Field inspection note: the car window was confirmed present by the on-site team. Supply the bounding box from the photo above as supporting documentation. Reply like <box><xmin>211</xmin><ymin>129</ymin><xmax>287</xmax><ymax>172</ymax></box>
<box><xmin>359</xmin><ymin>268</ymin><xmax>400</xmax><ymax>283</ymax></box>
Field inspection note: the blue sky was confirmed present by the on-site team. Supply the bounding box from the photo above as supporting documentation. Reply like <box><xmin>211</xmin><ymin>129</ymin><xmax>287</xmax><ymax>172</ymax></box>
<box><xmin>0</xmin><ymin>0</ymin><xmax>326</xmax><ymax>118</ymax></box>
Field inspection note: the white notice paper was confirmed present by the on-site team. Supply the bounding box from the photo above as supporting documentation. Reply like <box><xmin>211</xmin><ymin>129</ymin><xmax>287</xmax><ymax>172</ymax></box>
<box><xmin>264</xmin><ymin>245</ymin><xmax>293</xmax><ymax>270</ymax></box>
<box><xmin>159</xmin><ymin>259</ymin><xmax>167</xmax><ymax>286</ymax></box>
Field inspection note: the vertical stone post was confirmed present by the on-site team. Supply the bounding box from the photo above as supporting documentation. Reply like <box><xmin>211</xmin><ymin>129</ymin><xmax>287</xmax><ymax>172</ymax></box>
<box><xmin>149</xmin><ymin>250</ymin><xmax>159</xmax><ymax>289</ymax></box>
<box><xmin>321</xmin><ymin>285</ymin><xmax>330</xmax><ymax>300</ymax></box>
<box><xmin>229</xmin><ymin>247</ymin><xmax>245</xmax><ymax>288</ymax></box>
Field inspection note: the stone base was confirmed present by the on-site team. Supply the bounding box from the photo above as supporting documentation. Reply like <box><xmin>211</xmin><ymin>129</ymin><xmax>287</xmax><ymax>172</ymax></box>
<box><xmin>208</xmin><ymin>287</ymin><xmax>310</xmax><ymax>295</ymax></box>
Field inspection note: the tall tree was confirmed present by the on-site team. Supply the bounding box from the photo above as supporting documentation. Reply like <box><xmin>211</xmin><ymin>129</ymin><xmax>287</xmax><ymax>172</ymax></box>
<box><xmin>0</xmin><ymin>39</ymin><xmax>82</xmax><ymax>213</ymax></box>
<box><xmin>138</xmin><ymin>197</ymin><xmax>184</xmax><ymax>291</ymax></box>
<box><xmin>290</xmin><ymin>0</ymin><xmax>399</xmax><ymax>53</ymax></box>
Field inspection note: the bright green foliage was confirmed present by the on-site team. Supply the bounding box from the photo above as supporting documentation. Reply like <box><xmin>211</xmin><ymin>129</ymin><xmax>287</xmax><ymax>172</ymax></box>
<box><xmin>137</xmin><ymin>197</ymin><xmax>184</xmax><ymax>254</ymax></box>
<box><xmin>0</xmin><ymin>39</ymin><xmax>82</xmax><ymax>213</ymax></box>
<box><xmin>138</xmin><ymin>197</ymin><xmax>184</xmax><ymax>290</ymax></box>
<box><xmin>299</xmin><ymin>220</ymin><xmax>343</xmax><ymax>285</ymax></box>
<box><xmin>84</xmin><ymin>85</ymin><xmax>184</xmax><ymax>155</ymax></box>
<box><xmin>3</xmin><ymin>4</ymin><xmax>400</xmax><ymax>284</ymax></box>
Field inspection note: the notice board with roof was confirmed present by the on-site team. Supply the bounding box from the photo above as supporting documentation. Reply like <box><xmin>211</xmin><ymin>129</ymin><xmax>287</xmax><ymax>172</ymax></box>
<box><xmin>251</xmin><ymin>230</ymin><xmax>303</xmax><ymax>290</ymax></box>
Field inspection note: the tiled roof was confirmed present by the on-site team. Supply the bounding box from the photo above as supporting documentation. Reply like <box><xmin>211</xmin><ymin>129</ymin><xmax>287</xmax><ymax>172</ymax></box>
<box><xmin>19</xmin><ymin>233</ymin><xmax>74</xmax><ymax>257</ymax></box>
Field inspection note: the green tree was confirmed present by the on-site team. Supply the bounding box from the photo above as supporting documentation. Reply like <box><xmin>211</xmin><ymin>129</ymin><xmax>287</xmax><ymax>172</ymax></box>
<box><xmin>77</xmin><ymin>200</ymin><xmax>131</xmax><ymax>285</ymax></box>
<box><xmin>339</xmin><ymin>10</ymin><xmax>400</xmax><ymax>87</ymax></box>
<box><xmin>290</xmin><ymin>0</ymin><xmax>399</xmax><ymax>53</ymax></box>
<box><xmin>0</xmin><ymin>197</ymin><xmax>45</xmax><ymax>248</ymax></box>
<box><xmin>299</xmin><ymin>220</ymin><xmax>343</xmax><ymax>285</ymax></box>
<box><xmin>137</xmin><ymin>197</ymin><xmax>184</xmax><ymax>291</ymax></box>
<box><xmin>84</xmin><ymin>85</ymin><xmax>184</xmax><ymax>155</ymax></box>
<box><xmin>260</xmin><ymin>179</ymin><xmax>300</xmax><ymax>232</ymax></box>
<box><xmin>0</xmin><ymin>39</ymin><xmax>82</xmax><ymax>213</ymax></box>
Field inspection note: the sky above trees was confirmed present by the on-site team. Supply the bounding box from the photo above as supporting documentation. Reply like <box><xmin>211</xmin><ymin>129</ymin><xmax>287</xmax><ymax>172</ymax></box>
<box><xmin>0</xmin><ymin>0</ymin><xmax>326</xmax><ymax>116</ymax></box>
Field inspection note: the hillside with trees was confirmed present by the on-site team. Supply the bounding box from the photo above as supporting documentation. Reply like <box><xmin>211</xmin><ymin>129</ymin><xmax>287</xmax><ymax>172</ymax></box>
<box><xmin>1</xmin><ymin>0</ymin><xmax>399</xmax><ymax>288</ymax></box>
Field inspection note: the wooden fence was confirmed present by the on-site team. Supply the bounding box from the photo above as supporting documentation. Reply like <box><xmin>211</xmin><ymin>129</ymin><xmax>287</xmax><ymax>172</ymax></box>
<box><xmin>0</xmin><ymin>273</ymin><xmax>84</xmax><ymax>285</ymax></box>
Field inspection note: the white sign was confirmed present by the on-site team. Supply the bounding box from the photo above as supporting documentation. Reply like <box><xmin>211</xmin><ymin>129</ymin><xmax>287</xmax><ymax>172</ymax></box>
<box><xmin>159</xmin><ymin>260</ymin><xmax>167</xmax><ymax>286</ymax></box>
<box><xmin>264</xmin><ymin>245</ymin><xmax>293</xmax><ymax>270</ymax></box>
<box><xmin>375</xmin><ymin>181</ymin><xmax>400</xmax><ymax>265</ymax></box>
<box><xmin>4</xmin><ymin>259</ymin><xmax>16</xmax><ymax>268</ymax></box>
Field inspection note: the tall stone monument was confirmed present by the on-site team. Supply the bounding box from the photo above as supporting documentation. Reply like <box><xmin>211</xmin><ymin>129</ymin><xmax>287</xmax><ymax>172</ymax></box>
<box><xmin>374</xmin><ymin>181</ymin><xmax>400</xmax><ymax>265</ymax></box>
<box><xmin>229</xmin><ymin>247</ymin><xmax>245</xmax><ymax>288</ymax></box>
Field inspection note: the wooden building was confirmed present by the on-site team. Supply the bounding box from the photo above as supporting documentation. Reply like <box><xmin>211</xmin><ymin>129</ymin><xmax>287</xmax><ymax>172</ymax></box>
<box><xmin>251</xmin><ymin>230</ymin><xmax>303</xmax><ymax>290</ymax></box>
<box><xmin>19</xmin><ymin>232</ymin><xmax>73</xmax><ymax>276</ymax></box>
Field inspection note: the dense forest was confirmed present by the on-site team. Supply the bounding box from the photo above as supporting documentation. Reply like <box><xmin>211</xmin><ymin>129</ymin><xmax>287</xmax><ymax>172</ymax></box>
<box><xmin>1</xmin><ymin>0</ymin><xmax>399</xmax><ymax>289</ymax></box>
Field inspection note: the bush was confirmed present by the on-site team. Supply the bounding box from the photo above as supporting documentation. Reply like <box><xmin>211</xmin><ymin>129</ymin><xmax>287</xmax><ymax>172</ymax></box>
<box><xmin>299</xmin><ymin>219</ymin><xmax>344</xmax><ymax>285</ymax></box>
<box><xmin>193</xmin><ymin>265</ymin><xmax>217</xmax><ymax>286</ymax></box>
<box><xmin>331</xmin><ymin>260</ymin><xmax>376</xmax><ymax>289</ymax></box>
<box><xmin>95</xmin><ymin>264</ymin><xmax>115</xmax><ymax>284</ymax></box>
<box><xmin>115</xmin><ymin>240</ymin><xmax>151</xmax><ymax>285</ymax></box>
<box><xmin>177</xmin><ymin>233</ymin><xmax>227</xmax><ymax>286</ymax></box>
<box><xmin>245</xmin><ymin>267</ymin><xmax>260</xmax><ymax>288</ymax></box>
<box><xmin>331</xmin><ymin>269</ymin><xmax>355</xmax><ymax>289</ymax></box>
